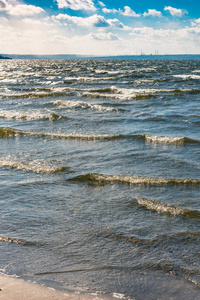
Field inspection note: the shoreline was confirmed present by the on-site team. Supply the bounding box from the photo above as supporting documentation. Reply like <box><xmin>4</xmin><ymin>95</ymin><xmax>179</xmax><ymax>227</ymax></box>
<box><xmin>0</xmin><ymin>274</ymin><xmax>113</xmax><ymax>300</ymax></box>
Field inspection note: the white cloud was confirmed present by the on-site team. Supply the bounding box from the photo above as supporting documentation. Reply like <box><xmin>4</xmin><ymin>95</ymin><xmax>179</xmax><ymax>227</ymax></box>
<box><xmin>56</xmin><ymin>0</ymin><xmax>96</xmax><ymax>11</ymax></box>
<box><xmin>91</xmin><ymin>32</ymin><xmax>119</xmax><ymax>40</ymax></box>
<box><xmin>191</xmin><ymin>18</ymin><xmax>200</xmax><ymax>26</ymax></box>
<box><xmin>164</xmin><ymin>6</ymin><xmax>187</xmax><ymax>17</ymax></box>
<box><xmin>122</xmin><ymin>6</ymin><xmax>140</xmax><ymax>17</ymax></box>
<box><xmin>9</xmin><ymin>4</ymin><xmax>44</xmax><ymax>16</ymax></box>
<box><xmin>55</xmin><ymin>13</ymin><xmax>130</xmax><ymax>30</ymax></box>
<box><xmin>143</xmin><ymin>9</ymin><xmax>162</xmax><ymax>17</ymax></box>
<box><xmin>102</xmin><ymin>5</ymin><xmax>140</xmax><ymax>18</ymax></box>
<box><xmin>0</xmin><ymin>0</ymin><xmax>44</xmax><ymax>16</ymax></box>
<box><xmin>55</xmin><ymin>13</ymin><xmax>109</xmax><ymax>27</ymax></box>
<box><xmin>107</xmin><ymin>18</ymin><xmax>130</xmax><ymax>30</ymax></box>
<box><xmin>98</xmin><ymin>1</ymin><xmax>105</xmax><ymax>7</ymax></box>
<box><xmin>102</xmin><ymin>8</ymin><xmax>118</xmax><ymax>14</ymax></box>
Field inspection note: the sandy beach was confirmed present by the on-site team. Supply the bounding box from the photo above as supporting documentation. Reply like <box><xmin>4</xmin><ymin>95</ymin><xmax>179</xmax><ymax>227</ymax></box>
<box><xmin>0</xmin><ymin>274</ymin><xmax>112</xmax><ymax>300</ymax></box>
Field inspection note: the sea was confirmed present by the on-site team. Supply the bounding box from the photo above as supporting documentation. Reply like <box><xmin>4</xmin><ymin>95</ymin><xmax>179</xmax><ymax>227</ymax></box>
<box><xmin>0</xmin><ymin>58</ymin><xmax>199</xmax><ymax>300</ymax></box>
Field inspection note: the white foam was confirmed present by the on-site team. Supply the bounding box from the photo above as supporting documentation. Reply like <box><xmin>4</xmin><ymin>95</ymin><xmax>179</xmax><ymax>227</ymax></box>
<box><xmin>145</xmin><ymin>134</ymin><xmax>185</xmax><ymax>144</ymax></box>
<box><xmin>95</xmin><ymin>70</ymin><xmax>128</xmax><ymax>75</ymax></box>
<box><xmin>173</xmin><ymin>74</ymin><xmax>200</xmax><ymax>80</ymax></box>
<box><xmin>136</xmin><ymin>197</ymin><xmax>184</xmax><ymax>215</ymax></box>
<box><xmin>0</xmin><ymin>156</ymin><xmax>66</xmax><ymax>174</ymax></box>
<box><xmin>0</xmin><ymin>235</ymin><xmax>24</xmax><ymax>244</ymax></box>
<box><xmin>76</xmin><ymin>173</ymin><xmax>200</xmax><ymax>185</ymax></box>
<box><xmin>54</xmin><ymin>100</ymin><xmax>117</xmax><ymax>112</ymax></box>
<box><xmin>113</xmin><ymin>293</ymin><xmax>126</xmax><ymax>299</ymax></box>
<box><xmin>0</xmin><ymin>110</ymin><xmax>61</xmax><ymax>121</ymax></box>
<box><xmin>64</xmin><ymin>76</ymin><xmax>114</xmax><ymax>82</ymax></box>
<box><xmin>84</xmin><ymin>86</ymin><xmax>168</xmax><ymax>100</ymax></box>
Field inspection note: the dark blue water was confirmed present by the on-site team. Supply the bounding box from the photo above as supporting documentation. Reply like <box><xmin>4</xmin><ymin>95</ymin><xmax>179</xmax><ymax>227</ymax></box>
<box><xmin>0</xmin><ymin>59</ymin><xmax>200</xmax><ymax>299</ymax></box>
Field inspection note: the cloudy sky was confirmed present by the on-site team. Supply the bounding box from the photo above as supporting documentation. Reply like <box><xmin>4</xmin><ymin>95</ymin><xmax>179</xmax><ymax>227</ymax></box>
<box><xmin>0</xmin><ymin>0</ymin><xmax>200</xmax><ymax>55</ymax></box>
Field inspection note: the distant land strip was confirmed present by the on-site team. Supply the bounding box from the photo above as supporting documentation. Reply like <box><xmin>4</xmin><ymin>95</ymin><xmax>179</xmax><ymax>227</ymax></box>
<box><xmin>1</xmin><ymin>54</ymin><xmax>200</xmax><ymax>60</ymax></box>
<box><xmin>0</xmin><ymin>54</ymin><xmax>11</xmax><ymax>59</ymax></box>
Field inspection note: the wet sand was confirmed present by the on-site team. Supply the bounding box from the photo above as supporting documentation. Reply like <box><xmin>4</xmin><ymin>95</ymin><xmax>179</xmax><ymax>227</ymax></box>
<box><xmin>0</xmin><ymin>274</ymin><xmax>111</xmax><ymax>300</ymax></box>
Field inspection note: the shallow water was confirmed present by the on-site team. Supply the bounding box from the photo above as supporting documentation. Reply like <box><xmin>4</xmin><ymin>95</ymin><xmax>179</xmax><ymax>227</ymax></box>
<box><xmin>0</xmin><ymin>59</ymin><xmax>199</xmax><ymax>299</ymax></box>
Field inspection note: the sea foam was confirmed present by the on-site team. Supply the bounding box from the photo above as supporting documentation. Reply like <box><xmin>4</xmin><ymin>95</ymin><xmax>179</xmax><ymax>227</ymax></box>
<box><xmin>136</xmin><ymin>197</ymin><xmax>184</xmax><ymax>215</ymax></box>
<box><xmin>54</xmin><ymin>100</ymin><xmax>118</xmax><ymax>112</ymax></box>
<box><xmin>70</xmin><ymin>173</ymin><xmax>200</xmax><ymax>185</ymax></box>
<box><xmin>0</xmin><ymin>110</ymin><xmax>63</xmax><ymax>121</ymax></box>
<box><xmin>0</xmin><ymin>156</ymin><xmax>68</xmax><ymax>174</ymax></box>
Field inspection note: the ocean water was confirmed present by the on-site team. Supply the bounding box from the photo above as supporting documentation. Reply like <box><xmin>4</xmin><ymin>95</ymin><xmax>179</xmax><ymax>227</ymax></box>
<box><xmin>0</xmin><ymin>58</ymin><xmax>199</xmax><ymax>299</ymax></box>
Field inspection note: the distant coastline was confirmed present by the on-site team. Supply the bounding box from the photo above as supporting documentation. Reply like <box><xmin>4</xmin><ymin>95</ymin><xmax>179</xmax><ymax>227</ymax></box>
<box><xmin>1</xmin><ymin>54</ymin><xmax>200</xmax><ymax>60</ymax></box>
<box><xmin>0</xmin><ymin>54</ymin><xmax>11</xmax><ymax>59</ymax></box>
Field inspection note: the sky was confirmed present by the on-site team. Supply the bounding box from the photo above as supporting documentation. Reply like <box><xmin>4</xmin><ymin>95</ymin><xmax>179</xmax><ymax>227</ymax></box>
<box><xmin>0</xmin><ymin>0</ymin><xmax>200</xmax><ymax>55</ymax></box>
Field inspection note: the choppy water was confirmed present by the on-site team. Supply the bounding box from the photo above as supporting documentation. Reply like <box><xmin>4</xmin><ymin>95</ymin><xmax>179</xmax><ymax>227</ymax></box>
<box><xmin>0</xmin><ymin>59</ymin><xmax>200</xmax><ymax>299</ymax></box>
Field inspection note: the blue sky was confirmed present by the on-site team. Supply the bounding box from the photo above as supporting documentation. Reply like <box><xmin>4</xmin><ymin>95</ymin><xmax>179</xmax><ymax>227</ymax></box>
<box><xmin>0</xmin><ymin>0</ymin><xmax>200</xmax><ymax>55</ymax></box>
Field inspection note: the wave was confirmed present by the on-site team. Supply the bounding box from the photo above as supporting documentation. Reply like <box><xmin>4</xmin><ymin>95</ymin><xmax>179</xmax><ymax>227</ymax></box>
<box><xmin>0</xmin><ymin>127</ymin><xmax>199</xmax><ymax>145</ymax></box>
<box><xmin>82</xmin><ymin>86</ymin><xmax>199</xmax><ymax>100</ymax></box>
<box><xmin>83</xmin><ymin>86</ymin><xmax>161</xmax><ymax>100</ymax></box>
<box><xmin>94</xmin><ymin>69</ymin><xmax>128</xmax><ymax>75</ymax></box>
<box><xmin>0</xmin><ymin>110</ymin><xmax>64</xmax><ymax>121</ymax></box>
<box><xmin>63</xmin><ymin>76</ymin><xmax>115</xmax><ymax>82</ymax></box>
<box><xmin>144</xmin><ymin>134</ymin><xmax>199</xmax><ymax>144</ymax></box>
<box><xmin>2</xmin><ymin>85</ymin><xmax>199</xmax><ymax>101</ymax></box>
<box><xmin>69</xmin><ymin>173</ymin><xmax>200</xmax><ymax>186</ymax></box>
<box><xmin>0</xmin><ymin>235</ymin><xmax>37</xmax><ymax>245</ymax></box>
<box><xmin>173</xmin><ymin>74</ymin><xmax>200</xmax><ymax>80</ymax></box>
<box><xmin>136</xmin><ymin>197</ymin><xmax>200</xmax><ymax>219</ymax></box>
<box><xmin>0</xmin><ymin>156</ymin><xmax>69</xmax><ymax>174</ymax></box>
<box><xmin>0</xmin><ymin>126</ymin><xmax>123</xmax><ymax>140</ymax></box>
<box><xmin>0</xmin><ymin>87</ymin><xmax>76</xmax><ymax>99</ymax></box>
<box><xmin>136</xmin><ymin>197</ymin><xmax>184</xmax><ymax>215</ymax></box>
<box><xmin>54</xmin><ymin>100</ymin><xmax>118</xmax><ymax>112</ymax></box>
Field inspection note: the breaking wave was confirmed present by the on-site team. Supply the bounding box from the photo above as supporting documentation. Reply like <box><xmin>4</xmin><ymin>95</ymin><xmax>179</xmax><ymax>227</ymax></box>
<box><xmin>173</xmin><ymin>74</ymin><xmax>200</xmax><ymax>80</ymax></box>
<box><xmin>144</xmin><ymin>134</ymin><xmax>199</xmax><ymax>144</ymax></box>
<box><xmin>0</xmin><ymin>87</ymin><xmax>76</xmax><ymax>99</ymax></box>
<box><xmin>63</xmin><ymin>76</ymin><xmax>115</xmax><ymax>82</ymax></box>
<box><xmin>136</xmin><ymin>197</ymin><xmax>200</xmax><ymax>219</ymax></box>
<box><xmin>136</xmin><ymin>197</ymin><xmax>184</xmax><ymax>215</ymax></box>
<box><xmin>54</xmin><ymin>100</ymin><xmax>118</xmax><ymax>112</ymax></box>
<box><xmin>0</xmin><ymin>126</ymin><xmax>124</xmax><ymax>140</ymax></box>
<box><xmin>83</xmin><ymin>86</ymin><xmax>161</xmax><ymax>100</ymax></box>
<box><xmin>0</xmin><ymin>127</ymin><xmax>199</xmax><ymax>145</ymax></box>
<box><xmin>0</xmin><ymin>110</ymin><xmax>64</xmax><ymax>121</ymax></box>
<box><xmin>69</xmin><ymin>173</ymin><xmax>200</xmax><ymax>186</ymax></box>
<box><xmin>0</xmin><ymin>156</ymin><xmax>69</xmax><ymax>174</ymax></box>
<box><xmin>2</xmin><ymin>85</ymin><xmax>199</xmax><ymax>101</ymax></box>
<box><xmin>0</xmin><ymin>235</ymin><xmax>28</xmax><ymax>245</ymax></box>
<box><xmin>0</xmin><ymin>235</ymin><xmax>41</xmax><ymax>246</ymax></box>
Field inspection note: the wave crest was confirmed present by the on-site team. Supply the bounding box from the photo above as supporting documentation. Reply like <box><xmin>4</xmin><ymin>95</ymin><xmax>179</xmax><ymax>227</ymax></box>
<box><xmin>83</xmin><ymin>86</ymin><xmax>158</xmax><ymax>100</ymax></box>
<box><xmin>0</xmin><ymin>156</ymin><xmax>69</xmax><ymax>174</ymax></box>
<box><xmin>0</xmin><ymin>127</ymin><xmax>123</xmax><ymax>140</ymax></box>
<box><xmin>144</xmin><ymin>134</ymin><xmax>199</xmax><ymax>144</ymax></box>
<box><xmin>173</xmin><ymin>74</ymin><xmax>200</xmax><ymax>80</ymax></box>
<box><xmin>136</xmin><ymin>197</ymin><xmax>200</xmax><ymax>219</ymax></box>
<box><xmin>54</xmin><ymin>100</ymin><xmax>118</xmax><ymax>112</ymax></box>
<box><xmin>136</xmin><ymin>197</ymin><xmax>184</xmax><ymax>215</ymax></box>
<box><xmin>69</xmin><ymin>173</ymin><xmax>200</xmax><ymax>186</ymax></box>
<box><xmin>0</xmin><ymin>235</ymin><xmax>26</xmax><ymax>244</ymax></box>
<box><xmin>0</xmin><ymin>110</ymin><xmax>63</xmax><ymax>121</ymax></box>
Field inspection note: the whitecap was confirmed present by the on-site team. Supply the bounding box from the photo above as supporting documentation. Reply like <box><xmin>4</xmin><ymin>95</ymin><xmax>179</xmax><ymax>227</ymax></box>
<box><xmin>0</xmin><ymin>156</ymin><xmax>68</xmax><ymax>174</ymax></box>
<box><xmin>173</xmin><ymin>74</ymin><xmax>200</xmax><ymax>80</ymax></box>
<box><xmin>144</xmin><ymin>134</ymin><xmax>185</xmax><ymax>144</ymax></box>
<box><xmin>0</xmin><ymin>110</ymin><xmax>62</xmax><ymax>121</ymax></box>
<box><xmin>54</xmin><ymin>100</ymin><xmax>117</xmax><ymax>112</ymax></box>
<box><xmin>136</xmin><ymin>197</ymin><xmax>184</xmax><ymax>215</ymax></box>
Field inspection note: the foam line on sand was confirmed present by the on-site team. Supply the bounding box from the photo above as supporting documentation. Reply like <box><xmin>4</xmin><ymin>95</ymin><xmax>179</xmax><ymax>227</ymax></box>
<box><xmin>0</xmin><ymin>274</ymin><xmax>111</xmax><ymax>300</ymax></box>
